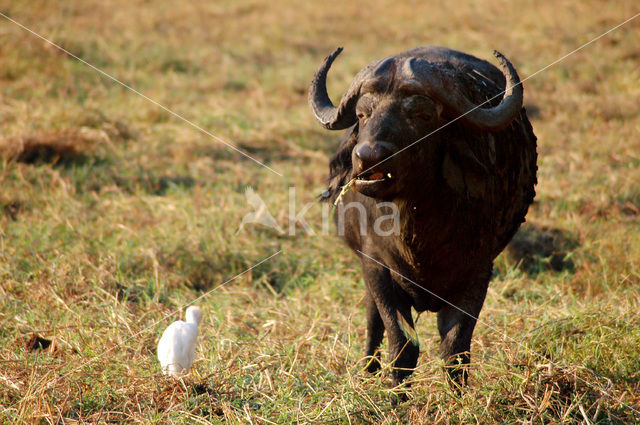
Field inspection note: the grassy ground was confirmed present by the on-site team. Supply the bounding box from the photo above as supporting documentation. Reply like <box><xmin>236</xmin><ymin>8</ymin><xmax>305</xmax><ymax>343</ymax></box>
<box><xmin>1</xmin><ymin>0</ymin><xmax>639</xmax><ymax>423</ymax></box>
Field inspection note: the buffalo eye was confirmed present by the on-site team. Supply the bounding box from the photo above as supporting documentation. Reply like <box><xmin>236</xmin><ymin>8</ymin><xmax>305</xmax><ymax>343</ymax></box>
<box><xmin>356</xmin><ymin>96</ymin><xmax>375</xmax><ymax>121</ymax></box>
<box><xmin>402</xmin><ymin>95</ymin><xmax>438</xmax><ymax>123</ymax></box>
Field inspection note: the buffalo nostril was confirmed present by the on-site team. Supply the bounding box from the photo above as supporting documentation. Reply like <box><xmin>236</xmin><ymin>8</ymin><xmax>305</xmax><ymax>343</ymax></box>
<box><xmin>355</xmin><ymin>144</ymin><xmax>371</xmax><ymax>161</ymax></box>
<box><xmin>355</xmin><ymin>143</ymin><xmax>393</xmax><ymax>170</ymax></box>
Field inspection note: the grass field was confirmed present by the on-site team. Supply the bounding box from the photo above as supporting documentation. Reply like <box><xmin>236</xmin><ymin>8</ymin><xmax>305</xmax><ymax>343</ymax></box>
<box><xmin>1</xmin><ymin>0</ymin><xmax>639</xmax><ymax>423</ymax></box>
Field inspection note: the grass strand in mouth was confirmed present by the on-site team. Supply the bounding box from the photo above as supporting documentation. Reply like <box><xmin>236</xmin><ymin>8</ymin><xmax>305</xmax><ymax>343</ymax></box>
<box><xmin>330</xmin><ymin>178</ymin><xmax>356</xmax><ymax>221</ymax></box>
<box><xmin>334</xmin><ymin>178</ymin><xmax>356</xmax><ymax>206</ymax></box>
<box><xmin>330</xmin><ymin>172</ymin><xmax>393</xmax><ymax>219</ymax></box>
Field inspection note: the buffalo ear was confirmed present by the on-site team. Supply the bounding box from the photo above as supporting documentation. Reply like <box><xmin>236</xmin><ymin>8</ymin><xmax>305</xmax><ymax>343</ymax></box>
<box><xmin>442</xmin><ymin>138</ymin><xmax>489</xmax><ymax>198</ymax></box>
<box><xmin>328</xmin><ymin>123</ymin><xmax>360</xmax><ymax>196</ymax></box>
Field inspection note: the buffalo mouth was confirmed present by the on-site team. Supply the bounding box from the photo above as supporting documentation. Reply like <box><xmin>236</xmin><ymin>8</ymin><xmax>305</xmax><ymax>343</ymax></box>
<box><xmin>353</xmin><ymin>170</ymin><xmax>393</xmax><ymax>194</ymax></box>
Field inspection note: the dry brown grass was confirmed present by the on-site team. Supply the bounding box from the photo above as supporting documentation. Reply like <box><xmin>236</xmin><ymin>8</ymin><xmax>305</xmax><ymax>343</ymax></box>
<box><xmin>0</xmin><ymin>129</ymin><xmax>108</xmax><ymax>165</ymax></box>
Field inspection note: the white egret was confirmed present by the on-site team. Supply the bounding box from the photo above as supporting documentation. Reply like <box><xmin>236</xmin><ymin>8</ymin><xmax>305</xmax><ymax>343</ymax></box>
<box><xmin>157</xmin><ymin>306</ymin><xmax>202</xmax><ymax>376</ymax></box>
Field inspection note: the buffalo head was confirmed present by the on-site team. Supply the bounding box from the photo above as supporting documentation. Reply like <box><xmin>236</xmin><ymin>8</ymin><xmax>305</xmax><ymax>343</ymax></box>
<box><xmin>309</xmin><ymin>47</ymin><xmax>523</xmax><ymax>199</ymax></box>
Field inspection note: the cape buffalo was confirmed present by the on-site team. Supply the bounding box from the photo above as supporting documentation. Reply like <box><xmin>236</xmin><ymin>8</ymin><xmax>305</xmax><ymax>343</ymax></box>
<box><xmin>309</xmin><ymin>46</ymin><xmax>537</xmax><ymax>389</ymax></box>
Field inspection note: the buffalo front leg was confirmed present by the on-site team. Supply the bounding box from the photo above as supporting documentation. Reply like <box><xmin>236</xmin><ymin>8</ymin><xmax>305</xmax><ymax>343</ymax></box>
<box><xmin>364</xmin><ymin>291</ymin><xmax>384</xmax><ymax>373</ymax></box>
<box><xmin>436</xmin><ymin>272</ymin><xmax>490</xmax><ymax>386</ymax></box>
<box><xmin>361</xmin><ymin>258</ymin><xmax>419</xmax><ymax>387</ymax></box>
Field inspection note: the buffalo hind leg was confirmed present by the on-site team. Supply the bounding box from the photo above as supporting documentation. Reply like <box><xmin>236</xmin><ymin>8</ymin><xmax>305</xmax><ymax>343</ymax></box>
<box><xmin>437</xmin><ymin>271</ymin><xmax>490</xmax><ymax>387</ymax></box>
<box><xmin>361</xmin><ymin>259</ymin><xmax>419</xmax><ymax>388</ymax></box>
<box><xmin>364</xmin><ymin>291</ymin><xmax>384</xmax><ymax>373</ymax></box>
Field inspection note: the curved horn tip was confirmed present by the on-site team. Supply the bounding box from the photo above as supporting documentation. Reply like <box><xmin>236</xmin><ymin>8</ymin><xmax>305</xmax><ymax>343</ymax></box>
<box><xmin>325</xmin><ymin>47</ymin><xmax>344</xmax><ymax>64</ymax></box>
<box><xmin>492</xmin><ymin>50</ymin><xmax>521</xmax><ymax>87</ymax></box>
<box><xmin>492</xmin><ymin>50</ymin><xmax>509</xmax><ymax>68</ymax></box>
<box><xmin>309</xmin><ymin>46</ymin><xmax>357</xmax><ymax>130</ymax></box>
